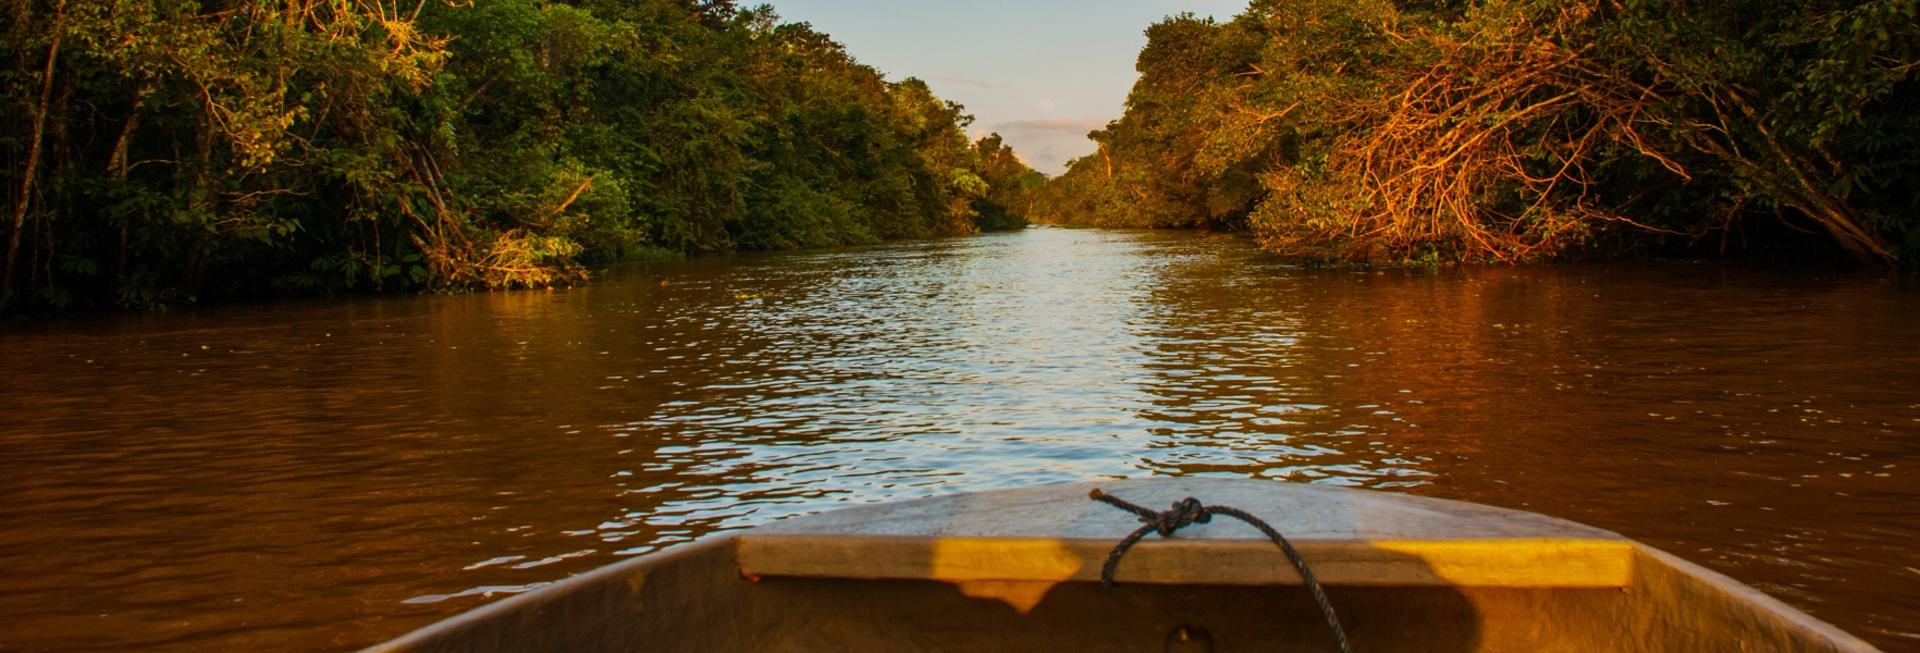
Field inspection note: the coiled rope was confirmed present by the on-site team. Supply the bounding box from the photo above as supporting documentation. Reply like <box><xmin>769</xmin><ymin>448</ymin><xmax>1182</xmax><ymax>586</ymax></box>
<box><xmin>1089</xmin><ymin>488</ymin><xmax>1353</xmax><ymax>653</ymax></box>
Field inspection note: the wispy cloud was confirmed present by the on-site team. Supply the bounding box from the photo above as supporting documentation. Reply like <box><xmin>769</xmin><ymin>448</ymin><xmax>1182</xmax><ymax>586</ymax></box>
<box><xmin>989</xmin><ymin>117</ymin><xmax>1112</xmax><ymax>174</ymax></box>
<box><xmin>930</xmin><ymin>76</ymin><xmax>1012</xmax><ymax>89</ymax></box>
<box><xmin>992</xmin><ymin>117</ymin><xmax>1112</xmax><ymax>137</ymax></box>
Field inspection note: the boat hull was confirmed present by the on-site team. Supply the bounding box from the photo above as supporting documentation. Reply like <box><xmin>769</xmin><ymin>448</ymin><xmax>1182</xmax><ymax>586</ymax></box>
<box><xmin>367</xmin><ymin>479</ymin><xmax>1880</xmax><ymax>652</ymax></box>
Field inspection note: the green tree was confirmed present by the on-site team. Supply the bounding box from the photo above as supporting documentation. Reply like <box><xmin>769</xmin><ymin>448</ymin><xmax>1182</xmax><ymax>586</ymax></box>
<box><xmin>1041</xmin><ymin>0</ymin><xmax>1920</xmax><ymax>266</ymax></box>
<box><xmin>0</xmin><ymin>0</ymin><xmax>1041</xmax><ymax>313</ymax></box>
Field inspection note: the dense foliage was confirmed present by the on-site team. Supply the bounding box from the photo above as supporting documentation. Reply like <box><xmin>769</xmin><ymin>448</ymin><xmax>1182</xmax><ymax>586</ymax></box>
<box><xmin>0</xmin><ymin>0</ymin><xmax>1038</xmax><ymax>311</ymax></box>
<box><xmin>1037</xmin><ymin>0</ymin><xmax>1920</xmax><ymax>265</ymax></box>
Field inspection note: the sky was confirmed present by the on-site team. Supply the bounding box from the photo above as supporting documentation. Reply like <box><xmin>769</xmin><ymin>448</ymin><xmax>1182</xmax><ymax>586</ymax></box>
<box><xmin>759</xmin><ymin>0</ymin><xmax>1241</xmax><ymax>175</ymax></box>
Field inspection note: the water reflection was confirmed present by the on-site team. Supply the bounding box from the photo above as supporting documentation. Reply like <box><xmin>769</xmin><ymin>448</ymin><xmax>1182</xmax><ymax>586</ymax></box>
<box><xmin>0</xmin><ymin>227</ymin><xmax>1914</xmax><ymax>651</ymax></box>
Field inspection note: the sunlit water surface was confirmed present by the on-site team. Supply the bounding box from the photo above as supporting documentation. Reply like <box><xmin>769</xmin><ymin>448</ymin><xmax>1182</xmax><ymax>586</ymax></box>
<box><xmin>1</xmin><ymin>227</ymin><xmax>1915</xmax><ymax>651</ymax></box>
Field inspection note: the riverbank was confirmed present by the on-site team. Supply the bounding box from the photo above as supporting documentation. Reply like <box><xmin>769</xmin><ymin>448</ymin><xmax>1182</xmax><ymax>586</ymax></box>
<box><xmin>1035</xmin><ymin>1</ymin><xmax>1920</xmax><ymax>267</ymax></box>
<box><xmin>0</xmin><ymin>1</ymin><xmax>1042</xmax><ymax>314</ymax></box>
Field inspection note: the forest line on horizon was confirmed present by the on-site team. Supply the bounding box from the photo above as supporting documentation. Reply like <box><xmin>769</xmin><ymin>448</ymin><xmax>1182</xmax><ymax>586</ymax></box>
<box><xmin>1035</xmin><ymin>0</ymin><xmax>1919</xmax><ymax>266</ymax></box>
<box><xmin>0</xmin><ymin>0</ymin><xmax>1043</xmax><ymax>312</ymax></box>
<box><xmin>4</xmin><ymin>0</ymin><xmax>1917</xmax><ymax>314</ymax></box>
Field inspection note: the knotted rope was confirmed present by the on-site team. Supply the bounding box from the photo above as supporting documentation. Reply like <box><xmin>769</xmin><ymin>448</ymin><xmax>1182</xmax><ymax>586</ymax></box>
<box><xmin>1090</xmin><ymin>488</ymin><xmax>1353</xmax><ymax>653</ymax></box>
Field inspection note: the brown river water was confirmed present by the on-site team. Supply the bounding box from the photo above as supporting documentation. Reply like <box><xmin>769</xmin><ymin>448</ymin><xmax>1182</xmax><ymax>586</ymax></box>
<box><xmin>0</xmin><ymin>227</ymin><xmax>1915</xmax><ymax>652</ymax></box>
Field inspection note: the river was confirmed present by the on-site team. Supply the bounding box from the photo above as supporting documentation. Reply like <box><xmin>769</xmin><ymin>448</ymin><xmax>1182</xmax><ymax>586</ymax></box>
<box><xmin>1</xmin><ymin>227</ymin><xmax>1915</xmax><ymax>651</ymax></box>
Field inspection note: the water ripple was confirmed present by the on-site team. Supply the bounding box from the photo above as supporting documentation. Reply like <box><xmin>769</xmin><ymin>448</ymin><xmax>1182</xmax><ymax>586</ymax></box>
<box><xmin>0</xmin><ymin>228</ymin><xmax>1915</xmax><ymax>651</ymax></box>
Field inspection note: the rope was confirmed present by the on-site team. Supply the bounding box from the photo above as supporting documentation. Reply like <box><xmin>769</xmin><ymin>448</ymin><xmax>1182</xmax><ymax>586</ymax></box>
<box><xmin>1089</xmin><ymin>488</ymin><xmax>1354</xmax><ymax>653</ymax></box>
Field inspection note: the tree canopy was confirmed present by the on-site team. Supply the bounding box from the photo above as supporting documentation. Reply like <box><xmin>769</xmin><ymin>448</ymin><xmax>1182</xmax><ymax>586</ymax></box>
<box><xmin>0</xmin><ymin>0</ymin><xmax>1041</xmax><ymax>311</ymax></box>
<box><xmin>1036</xmin><ymin>0</ymin><xmax>1920</xmax><ymax>266</ymax></box>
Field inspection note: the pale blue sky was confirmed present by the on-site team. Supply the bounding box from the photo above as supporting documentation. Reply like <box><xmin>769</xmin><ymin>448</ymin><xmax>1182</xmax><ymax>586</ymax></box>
<box><xmin>759</xmin><ymin>0</ymin><xmax>1240</xmax><ymax>174</ymax></box>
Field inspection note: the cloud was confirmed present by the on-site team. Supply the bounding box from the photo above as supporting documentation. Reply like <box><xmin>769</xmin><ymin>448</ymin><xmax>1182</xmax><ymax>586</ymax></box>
<box><xmin>992</xmin><ymin>117</ymin><xmax>1111</xmax><ymax>137</ymax></box>
<box><xmin>1027</xmin><ymin>145</ymin><xmax>1067</xmax><ymax>170</ymax></box>
<box><xmin>930</xmin><ymin>76</ymin><xmax>1012</xmax><ymax>89</ymax></box>
<box><xmin>1038</xmin><ymin>98</ymin><xmax>1056</xmax><ymax>112</ymax></box>
<box><xmin>989</xmin><ymin>117</ymin><xmax>1112</xmax><ymax>174</ymax></box>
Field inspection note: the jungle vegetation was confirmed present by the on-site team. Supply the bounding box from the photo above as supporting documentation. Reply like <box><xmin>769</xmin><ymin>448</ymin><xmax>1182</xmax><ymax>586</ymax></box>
<box><xmin>1036</xmin><ymin>0</ymin><xmax>1920</xmax><ymax>266</ymax></box>
<box><xmin>0</xmin><ymin>0</ymin><xmax>1040</xmax><ymax>311</ymax></box>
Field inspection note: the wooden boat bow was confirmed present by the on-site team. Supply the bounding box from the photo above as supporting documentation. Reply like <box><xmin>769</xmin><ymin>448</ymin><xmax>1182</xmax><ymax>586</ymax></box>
<box><xmin>367</xmin><ymin>478</ymin><xmax>1883</xmax><ymax>652</ymax></box>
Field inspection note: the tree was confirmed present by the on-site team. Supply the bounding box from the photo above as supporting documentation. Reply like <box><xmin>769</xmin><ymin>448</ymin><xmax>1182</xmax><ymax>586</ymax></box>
<box><xmin>1040</xmin><ymin>0</ymin><xmax>1920</xmax><ymax>266</ymax></box>
<box><xmin>0</xmin><ymin>0</ymin><xmax>1041</xmax><ymax>312</ymax></box>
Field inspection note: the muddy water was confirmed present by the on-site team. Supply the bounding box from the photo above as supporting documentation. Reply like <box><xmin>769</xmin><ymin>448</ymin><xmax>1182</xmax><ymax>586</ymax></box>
<box><xmin>1</xmin><ymin>227</ymin><xmax>1915</xmax><ymax>651</ymax></box>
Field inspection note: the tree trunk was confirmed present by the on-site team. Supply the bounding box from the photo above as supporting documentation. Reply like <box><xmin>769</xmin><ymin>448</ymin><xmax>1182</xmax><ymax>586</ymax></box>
<box><xmin>107</xmin><ymin>91</ymin><xmax>145</xmax><ymax>176</ymax></box>
<box><xmin>109</xmin><ymin>90</ymin><xmax>144</xmax><ymax>279</ymax></box>
<box><xmin>3</xmin><ymin>0</ymin><xmax>65</xmax><ymax>302</ymax></box>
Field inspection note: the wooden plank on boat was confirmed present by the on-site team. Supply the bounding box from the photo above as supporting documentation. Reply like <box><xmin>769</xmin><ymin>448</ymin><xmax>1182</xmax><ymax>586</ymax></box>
<box><xmin>741</xmin><ymin>479</ymin><xmax>1640</xmax><ymax>588</ymax></box>
<box><xmin>736</xmin><ymin>534</ymin><xmax>1636</xmax><ymax>587</ymax></box>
